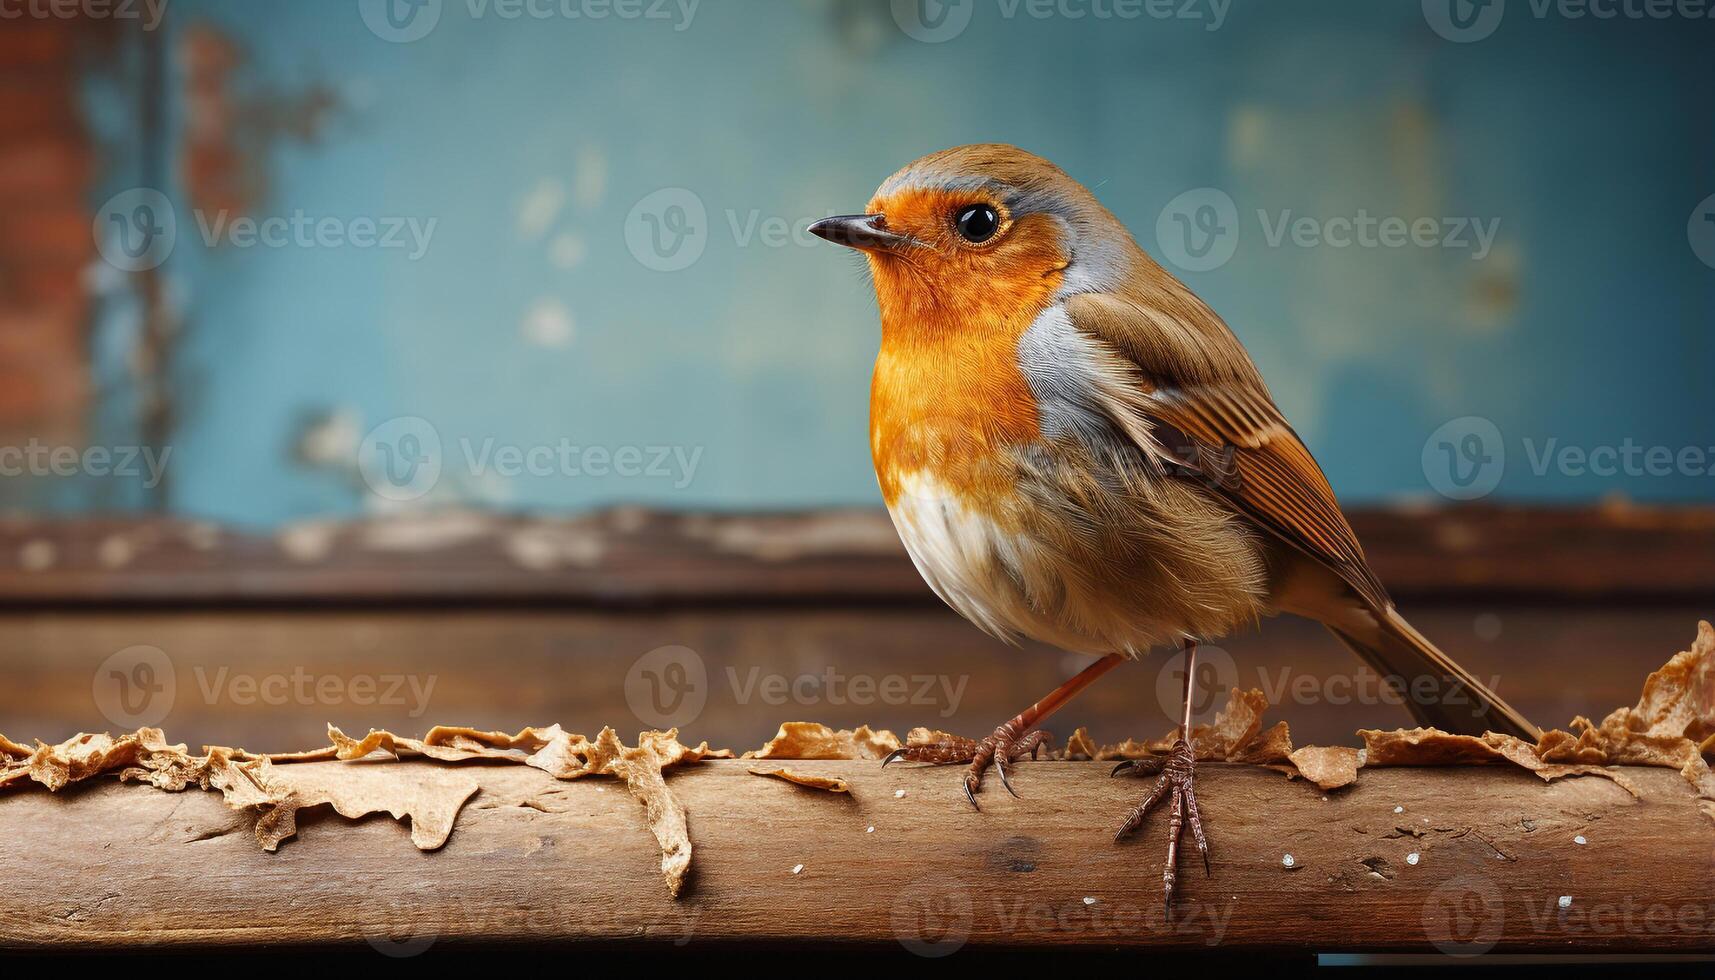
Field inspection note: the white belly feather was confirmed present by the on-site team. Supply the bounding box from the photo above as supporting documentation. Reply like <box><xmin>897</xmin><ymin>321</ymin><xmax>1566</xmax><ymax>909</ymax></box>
<box><xmin>885</xmin><ymin>470</ymin><xmax>1184</xmax><ymax>658</ymax></box>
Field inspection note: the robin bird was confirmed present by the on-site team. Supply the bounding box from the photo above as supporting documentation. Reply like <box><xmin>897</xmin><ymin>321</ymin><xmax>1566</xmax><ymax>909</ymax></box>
<box><xmin>809</xmin><ymin>143</ymin><xmax>1538</xmax><ymax>916</ymax></box>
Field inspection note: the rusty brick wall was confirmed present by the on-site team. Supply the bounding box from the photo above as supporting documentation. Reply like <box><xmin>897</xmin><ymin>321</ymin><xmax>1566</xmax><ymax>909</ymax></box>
<box><xmin>0</xmin><ymin>22</ymin><xmax>95</xmax><ymax>446</ymax></box>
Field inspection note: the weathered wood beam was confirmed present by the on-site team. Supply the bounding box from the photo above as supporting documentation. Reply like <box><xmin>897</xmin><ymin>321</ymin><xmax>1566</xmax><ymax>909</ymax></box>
<box><xmin>2</xmin><ymin>505</ymin><xmax>1710</xmax><ymax>608</ymax></box>
<box><xmin>2</xmin><ymin>760</ymin><xmax>1709</xmax><ymax>952</ymax></box>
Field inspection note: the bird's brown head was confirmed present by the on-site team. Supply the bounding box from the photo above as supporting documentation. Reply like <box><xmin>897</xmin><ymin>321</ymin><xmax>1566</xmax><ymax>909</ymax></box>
<box><xmin>809</xmin><ymin>144</ymin><xmax>1142</xmax><ymax>340</ymax></box>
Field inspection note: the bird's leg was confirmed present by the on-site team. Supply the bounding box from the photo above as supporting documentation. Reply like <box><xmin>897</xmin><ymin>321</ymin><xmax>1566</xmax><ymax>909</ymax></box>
<box><xmin>883</xmin><ymin>653</ymin><xmax>1123</xmax><ymax>808</ymax></box>
<box><xmin>1112</xmin><ymin>640</ymin><xmax>1211</xmax><ymax>921</ymax></box>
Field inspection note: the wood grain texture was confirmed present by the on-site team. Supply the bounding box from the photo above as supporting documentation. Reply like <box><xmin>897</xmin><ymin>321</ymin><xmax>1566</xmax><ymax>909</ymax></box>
<box><xmin>1</xmin><ymin>604</ymin><xmax>1699</xmax><ymax>753</ymax></box>
<box><xmin>1</xmin><ymin>760</ymin><xmax>1709</xmax><ymax>952</ymax></box>
<box><xmin>0</xmin><ymin>505</ymin><xmax>1710</xmax><ymax>607</ymax></box>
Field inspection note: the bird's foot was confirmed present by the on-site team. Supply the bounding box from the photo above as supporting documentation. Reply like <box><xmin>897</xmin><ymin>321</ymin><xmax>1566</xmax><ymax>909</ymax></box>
<box><xmin>881</xmin><ymin>719</ymin><xmax>1052</xmax><ymax>809</ymax></box>
<box><xmin>1112</xmin><ymin>736</ymin><xmax>1210</xmax><ymax>921</ymax></box>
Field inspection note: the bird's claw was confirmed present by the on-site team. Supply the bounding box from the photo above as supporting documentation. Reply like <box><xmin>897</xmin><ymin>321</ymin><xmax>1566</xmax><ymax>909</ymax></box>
<box><xmin>994</xmin><ymin>756</ymin><xmax>1020</xmax><ymax>798</ymax></box>
<box><xmin>1110</xmin><ymin>757</ymin><xmax>1165</xmax><ymax>779</ymax></box>
<box><xmin>881</xmin><ymin>724</ymin><xmax>1051</xmax><ymax>809</ymax></box>
<box><xmin>1113</xmin><ymin>737</ymin><xmax>1209</xmax><ymax>921</ymax></box>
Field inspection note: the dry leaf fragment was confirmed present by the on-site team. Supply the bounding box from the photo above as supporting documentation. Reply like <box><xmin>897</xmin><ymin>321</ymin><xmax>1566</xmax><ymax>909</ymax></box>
<box><xmin>327</xmin><ymin>723</ymin><xmax>580</xmax><ymax>766</ymax></box>
<box><xmin>748</xmin><ymin>767</ymin><xmax>850</xmax><ymax>793</ymax></box>
<box><xmin>1360</xmin><ymin>727</ymin><xmax>1506</xmax><ymax>767</ymax></box>
<box><xmin>1522</xmin><ymin>623</ymin><xmax>1715</xmax><ymax>819</ymax></box>
<box><xmin>263</xmin><ymin>762</ymin><xmax>481</xmax><ymax>852</ymax></box>
<box><xmin>1287</xmin><ymin>746</ymin><xmax>1362</xmax><ymax>790</ymax></box>
<box><xmin>1091</xmin><ymin>689</ymin><xmax>1291</xmax><ymax>764</ymax></box>
<box><xmin>19</xmin><ymin>729</ymin><xmax>192</xmax><ymax>792</ymax></box>
<box><xmin>0</xmin><ymin>733</ymin><xmax>30</xmax><ymax>759</ymax></box>
<box><xmin>1200</xmin><ymin>688</ymin><xmax>1271</xmax><ymax>759</ymax></box>
<box><xmin>1061</xmin><ymin>727</ymin><xmax>1099</xmax><ymax>760</ymax></box>
<box><xmin>748</xmin><ymin>722</ymin><xmax>901</xmax><ymax>760</ymax></box>
<box><xmin>1359</xmin><ymin>728</ymin><xmax>1637</xmax><ymax>794</ymax></box>
<box><xmin>591</xmin><ymin>728</ymin><xmax>694</xmax><ymax>897</ymax></box>
<box><xmin>323</xmin><ymin>723</ymin><xmax>708</xmax><ymax>894</ymax></box>
<box><xmin>1624</xmin><ymin>620</ymin><xmax>1714</xmax><ymax>744</ymax></box>
<box><xmin>1234</xmin><ymin>720</ymin><xmax>1296</xmax><ymax>766</ymax></box>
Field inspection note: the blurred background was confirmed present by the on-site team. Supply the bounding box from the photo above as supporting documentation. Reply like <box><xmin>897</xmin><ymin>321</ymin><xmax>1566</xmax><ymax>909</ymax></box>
<box><xmin>0</xmin><ymin>0</ymin><xmax>1710</xmax><ymax>754</ymax></box>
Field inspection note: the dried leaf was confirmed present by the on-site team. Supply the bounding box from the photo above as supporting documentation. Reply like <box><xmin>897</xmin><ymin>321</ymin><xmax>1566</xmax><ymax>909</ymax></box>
<box><xmin>1060</xmin><ymin>727</ymin><xmax>1099</xmax><ymax>760</ymax></box>
<box><xmin>328</xmin><ymin>722</ymin><xmax>575</xmax><ymax>765</ymax></box>
<box><xmin>1624</xmin><ymin>620</ymin><xmax>1714</xmax><ymax>743</ymax></box>
<box><xmin>18</xmin><ymin>729</ymin><xmax>190</xmax><ymax>792</ymax></box>
<box><xmin>594</xmin><ymin>728</ymin><xmax>694</xmax><ymax>897</ymax></box>
<box><xmin>1288</xmin><ymin>745</ymin><xmax>1361</xmax><ymax>790</ymax></box>
<box><xmin>1360</xmin><ymin>727</ymin><xmax>1638</xmax><ymax>794</ymax></box>
<box><xmin>1089</xmin><ymin>689</ymin><xmax>1290</xmax><ymax>764</ymax></box>
<box><xmin>1235</xmin><ymin>721</ymin><xmax>1296</xmax><ymax>766</ymax></box>
<box><xmin>1360</xmin><ymin>727</ymin><xmax>1507</xmax><ymax>767</ymax></box>
<box><xmin>1202</xmin><ymin>688</ymin><xmax>1270</xmax><ymax>759</ymax></box>
<box><xmin>325</xmin><ymin>723</ymin><xmax>708</xmax><ymax>894</ymax></box>
<box><xmin>264</xmin><ymin>762</ymin><xmax>481</xmax><ymax>852</ymax></box>
<box><xmin>748</xmin><ymin>767</ymin><xmax>850</xmax><ymax>793</ymax></box>
<box><xmin>748</xmin><ymin>722</ymin><xmax>901</xmax><ymax>761</ymax></box>
<box><xmin>1525</xmin><ymin>623</ymin><xmax>1715</xmax><ymax>818</ymax></box>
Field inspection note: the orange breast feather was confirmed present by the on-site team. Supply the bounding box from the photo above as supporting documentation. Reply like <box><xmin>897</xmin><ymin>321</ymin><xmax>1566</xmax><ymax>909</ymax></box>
<box><xmin>867</xmin><ymin>204</ymin><xmax>1067</xmax><ymax>513</ymax></box>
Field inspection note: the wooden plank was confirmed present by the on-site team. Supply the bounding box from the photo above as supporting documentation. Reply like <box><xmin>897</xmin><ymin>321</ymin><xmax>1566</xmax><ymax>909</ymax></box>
<box><xmin>0</xmin><ymin>761</ymin><xmax>1708</xmax><ymax>952</ymax></box>
<box><xmin>0</xmin><ymin>505</ymin><xmax>1711</xmax><ymax>607</ymax></box>
<box><xmin>0</xmin><ymin>605</ymin><xmax>1700</xmax><ymax>756</ymax></box>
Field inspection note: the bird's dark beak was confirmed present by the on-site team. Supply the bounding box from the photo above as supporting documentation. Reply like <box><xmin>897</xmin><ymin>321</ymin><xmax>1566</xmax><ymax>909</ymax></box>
<box><xmin>808</xmin><ymin>213</ymin><xmax>913</xmax><ymax>251</ymax></box>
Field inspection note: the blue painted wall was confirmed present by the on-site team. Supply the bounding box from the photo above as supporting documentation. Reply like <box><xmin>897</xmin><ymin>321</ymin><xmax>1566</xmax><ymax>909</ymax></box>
<box><xmin>55</xmin><ymin>0</ymin><xmax>1715</xmax><ymax>525</ymax></box>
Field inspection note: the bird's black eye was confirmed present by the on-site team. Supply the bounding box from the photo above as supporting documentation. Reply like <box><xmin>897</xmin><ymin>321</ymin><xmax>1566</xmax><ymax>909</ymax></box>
<box><xmin>954</xmin><ymin>204</ymin><xmax>999</xmax><ymax>243</ymax></box>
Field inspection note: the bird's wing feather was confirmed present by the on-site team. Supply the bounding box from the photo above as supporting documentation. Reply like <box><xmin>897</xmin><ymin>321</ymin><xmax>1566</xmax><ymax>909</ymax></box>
<box><xmin>1063</xmin><ymin>291</ymin><xmax>1390</xmax><ymax>610</ymax></box>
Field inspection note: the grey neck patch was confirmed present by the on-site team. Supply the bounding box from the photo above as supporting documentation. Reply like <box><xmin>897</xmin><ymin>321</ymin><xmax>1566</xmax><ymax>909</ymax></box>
<box><xmin>1016</xmin><ymin>305</ymin><xmax>1128</xmax><ymax>451</ymax></box>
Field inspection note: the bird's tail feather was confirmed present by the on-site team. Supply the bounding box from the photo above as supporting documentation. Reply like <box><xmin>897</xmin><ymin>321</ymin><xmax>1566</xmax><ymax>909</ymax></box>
<box><xmin>1325</xmin><ymin>606</ymin><xmax>1538</xmax><ymax>740</ymax></box>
